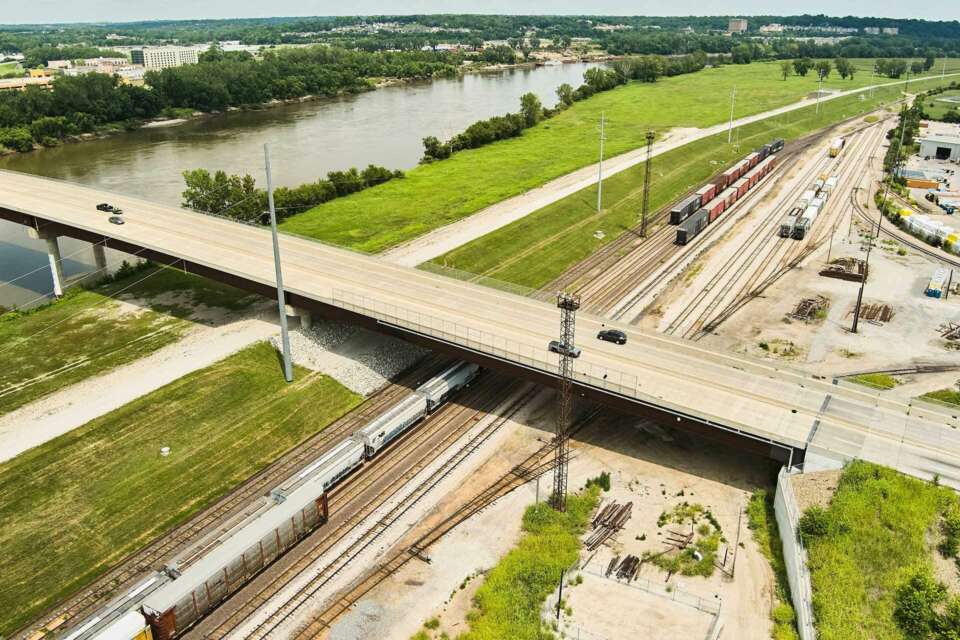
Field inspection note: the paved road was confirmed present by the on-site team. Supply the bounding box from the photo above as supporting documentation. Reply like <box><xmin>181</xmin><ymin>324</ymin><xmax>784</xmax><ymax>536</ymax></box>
<box><xmin>3</xmin><ymin>170</ymin><xmax>959</xmax><ymax>486</ymax></box>
<box><xmin>381</xmin><ymin>72</ymin><xmax>960</xmax><ymax>267</ymax></box>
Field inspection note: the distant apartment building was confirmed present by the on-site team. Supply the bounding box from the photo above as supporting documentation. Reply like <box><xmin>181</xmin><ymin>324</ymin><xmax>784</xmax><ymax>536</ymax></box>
<box><xmin>882</xmin><ymin>27</ymin><xmax>899</xmax><ymax>35</ymax></box>
<box><xmin>864</xmin><ymin>26</ymin><xmax>881</xmax><ymax>35</ymax></box>
<box><xmin>759</xmin><ymin>23</ymin><xmax>784</xmax><ymax>33</ymax></box>
<box><xmin>130</xmin><ymin>47</ymin><xmax>200</xmax><ymax>70</ymax></box>
<box><xmin>728</xmin><ymin>19</ymin><xmax>749</xmax><ymax>33</ymax></box>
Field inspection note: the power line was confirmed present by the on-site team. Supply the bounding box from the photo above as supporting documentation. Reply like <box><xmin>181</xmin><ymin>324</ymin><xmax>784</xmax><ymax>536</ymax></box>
<box><xmin>0</xmin><ymin>245</ymin><xmax>153</xmax><ymax>319</ymax></box>
<box><xmin>0</xmin><ymin>258</ymin><xmax>181</xmax><ymax>357</ymax></box>
<box><xmin>0</xmin><ymin>239</ymin><xmax>110</xmax><ymax>290</ymax></box>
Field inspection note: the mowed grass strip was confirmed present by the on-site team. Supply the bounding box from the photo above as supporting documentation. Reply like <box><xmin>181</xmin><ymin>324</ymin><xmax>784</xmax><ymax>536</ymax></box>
<box><xmin>0</xmin><ymin>341</ymin><xmax>362</xmax><ymax>635</ymax></box>
<box><xmin>802</xmin><ymin>461</ymin><xmax>957</xmax><ymax>640</ymax></box>
<box><xmin>432</xmin><ymin>74</ymin><xmax>954</xmax><ymax>288</ymax></box>
<box><xmin>281</xmin><ymin>61</ymin><xmax>953</xmax><ymax>254</ymax></box>
<box><xmin>0</xmin><ymin>266</ymin><xmax>257</xmax><ymax>416</ymax></box>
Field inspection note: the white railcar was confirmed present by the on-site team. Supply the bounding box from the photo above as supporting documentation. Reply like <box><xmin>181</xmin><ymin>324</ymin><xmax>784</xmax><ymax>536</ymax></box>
<box><xmin>355</xmin><ymin>393</ymin><xmax>428</xmax><ymax>458</ymax></box>
<box><xmin>417</xmin><ymin>361</ymin><xmax>480</xmax><ymax>411</ymax></box>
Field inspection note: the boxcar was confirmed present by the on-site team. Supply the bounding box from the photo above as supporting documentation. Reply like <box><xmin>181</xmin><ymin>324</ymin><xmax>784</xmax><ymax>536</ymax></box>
<box><xmin>676</xmin><ymin>209</ymin><xmax>709</xmax><ymax>245</ymax></box>
<box><xmin>733</xmin><ymin>178</ymin><xmax>749</xmax><ymax>199</ymax></box>
<box><xmin>669</xmin><ymin>194</ymin><xmax>703</xmax><ymax>225</ymax></box>
<box><xmin>703</xmin><ymin>195</ymin><xmax>727</xmax><ymax>223</ymax></box>
<box><xmin>695</xmin><ymin>183</ymin><xmax>717</xmax><ymax>206</ymax></box>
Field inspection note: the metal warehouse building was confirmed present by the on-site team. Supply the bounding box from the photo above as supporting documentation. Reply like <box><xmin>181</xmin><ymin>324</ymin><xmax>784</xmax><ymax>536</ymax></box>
<box><xmin>919</xmin><ymin>133</ymin><xmax>960</xmax><ymax>161</ymax></box>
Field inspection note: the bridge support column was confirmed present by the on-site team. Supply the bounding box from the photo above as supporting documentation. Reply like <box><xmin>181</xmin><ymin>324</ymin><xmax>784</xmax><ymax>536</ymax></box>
<box><xmin>284</xmin><ymin>305</ymin><xmax>313</xmax><ymax>331</ymax></box>
<box><xmin>27</xmin><ymin>227</ymin><xmax>65</xmax><ymax>298</ymax></box>
<box><xmin>92</xmin><ymin>243</ymin><xmax>107</xmax><ymax>272</ymax></box>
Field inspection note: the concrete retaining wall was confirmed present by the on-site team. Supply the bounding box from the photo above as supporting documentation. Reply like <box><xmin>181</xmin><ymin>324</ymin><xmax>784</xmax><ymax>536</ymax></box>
<box><xmin>774</xmin><ymin>467</ymin><xmax>818</xmax><ymax>640</ymax></box>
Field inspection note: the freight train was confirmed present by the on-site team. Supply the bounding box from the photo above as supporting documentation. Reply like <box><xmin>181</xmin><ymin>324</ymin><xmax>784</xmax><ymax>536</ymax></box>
<box><xmin>56</xmin><ymin>361</ymin><xmax>481</xmax><ymax>640</ymax></box>
<box><xmin>672</xmin><ymin>138</ymin><xmax>783</xmax><ymax>246</ymax></box>
<box><xmin>777</xmin><ymin>175</ymin><xmax>838</xmax><ymax>240</ymax></box>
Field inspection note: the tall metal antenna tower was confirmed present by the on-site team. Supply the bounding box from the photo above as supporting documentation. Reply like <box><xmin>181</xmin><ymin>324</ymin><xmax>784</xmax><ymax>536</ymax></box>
<box><xmin>640</xmin><ymin>130</ymin><xmax>655</xmax><ymax>238</ymax></box>
<box><xmin>551</xmin><ymin>292</ymin><xmax>581</xmax><ymax>512</ymax></box>
<box><xmin>550</xmin><ymin>291</ymin><xmax>580</xmax><ymax>511</ymax></box>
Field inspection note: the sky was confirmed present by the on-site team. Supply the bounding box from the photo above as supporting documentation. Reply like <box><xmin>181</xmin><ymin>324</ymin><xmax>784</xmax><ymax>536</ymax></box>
<box><xmin>8</xmin><ymin>1</ymin><xmax>960</xmax><ymax>25</ymax></box>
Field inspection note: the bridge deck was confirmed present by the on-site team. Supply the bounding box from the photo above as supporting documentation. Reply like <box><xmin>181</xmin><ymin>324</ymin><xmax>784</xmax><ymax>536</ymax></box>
<box><xmin>2</xmin><ymin>170</ymin><xmax>959</xmax><ymax>484</ymax></box>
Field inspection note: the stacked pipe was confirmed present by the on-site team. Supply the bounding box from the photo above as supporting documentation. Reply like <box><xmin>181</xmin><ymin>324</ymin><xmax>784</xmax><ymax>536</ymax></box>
<box><xmin>585</xmin><ymin>501</ymin><xmax>633</xmax><ymax>551</ymax></box>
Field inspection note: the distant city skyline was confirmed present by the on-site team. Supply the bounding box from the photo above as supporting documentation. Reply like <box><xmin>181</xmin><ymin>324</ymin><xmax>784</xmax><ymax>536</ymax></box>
<box><xmin>7</xmin><ymin>1</ymin><xmax>960</xmax><ymax>25</ymax></box>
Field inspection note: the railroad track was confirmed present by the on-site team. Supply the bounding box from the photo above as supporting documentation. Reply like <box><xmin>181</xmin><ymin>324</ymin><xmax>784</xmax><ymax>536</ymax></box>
<box><xmin>191</xmin><ymin>374</ymin><xmax>528</xmax><ymax>640</ymax></box>
<box><xmin>289</xmin><ymin>408</ymin><xmax>606</xmax><ymax>640</ymax></box>
<box><xmin>14</xmin><ymin>355</ymin><xmax>453</xmax><ymax>640</ymax></box>
<box><xmin>578</xmin><ymin>134</ymin><xmax>825</xmax><ymax>321</ymax></box>
<box><xmin>665</xmin><ymin>119</ymin><xmax>887</xmax><ymax>340</ymax></box>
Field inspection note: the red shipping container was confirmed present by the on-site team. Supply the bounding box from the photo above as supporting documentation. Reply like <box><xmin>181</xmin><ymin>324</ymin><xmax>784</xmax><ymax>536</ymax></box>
<box><xmin>696</xmin><ymin>183</ymin><xmax>717</xmax><ymax>204</ymax></box>
<box><xmin>704</xmin><ymin>196</ymin><xmax>726</xmax><ymax>222</ymax></box>
<box><xmin>734</xmin><ymin>178</ymin><xmax>749</xmax><ymax>199</ymax></box>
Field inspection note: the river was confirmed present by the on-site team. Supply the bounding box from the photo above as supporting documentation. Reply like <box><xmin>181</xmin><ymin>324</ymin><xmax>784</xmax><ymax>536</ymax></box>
<box><xmin>0</xmin><ymin>61</ymin><xmax>599</xmax><ymax>309</ymax></box>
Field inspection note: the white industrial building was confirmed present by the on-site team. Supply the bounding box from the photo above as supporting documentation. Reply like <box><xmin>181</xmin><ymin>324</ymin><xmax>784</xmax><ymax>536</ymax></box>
<box><xmin>918</xmin><ymin>122</ymin><xmax>960</xmax><ymax>161</ymax></box>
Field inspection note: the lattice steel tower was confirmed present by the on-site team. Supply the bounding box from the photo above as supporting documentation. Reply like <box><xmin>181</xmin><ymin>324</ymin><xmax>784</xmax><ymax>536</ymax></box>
<box><xmin>551</xmin><ymin>292</ymin><xmax>581</xmax><ymax>512</ymax></box>
<box><xmin>641</xmin><ymin>130</ymin><xmax>655</xmax><ymax>237</ymax></box>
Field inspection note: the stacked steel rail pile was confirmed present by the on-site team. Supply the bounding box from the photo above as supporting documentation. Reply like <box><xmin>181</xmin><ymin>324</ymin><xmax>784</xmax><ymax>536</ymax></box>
<box><xmin>585</xmin><ymin>501</ymin><xmax>633</xmax><ymax>551</ymax></box>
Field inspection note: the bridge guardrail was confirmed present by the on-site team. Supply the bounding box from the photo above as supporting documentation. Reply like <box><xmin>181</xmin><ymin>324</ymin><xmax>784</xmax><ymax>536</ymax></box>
<box><xmin>330</xmin><ymin>287</ymin><xmax>804</xmax><ymax>451</ymax></box>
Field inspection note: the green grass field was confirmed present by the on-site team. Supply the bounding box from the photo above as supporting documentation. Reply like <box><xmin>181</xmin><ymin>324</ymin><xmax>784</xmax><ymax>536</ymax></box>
<box><xmin>924</xmin><ymin>90</ymin><xmax>960</xmax><ymax>120</ymax></box>
<box><xmin>802</xmin><ymin>461</ymin><xmax>957</xmax><ymax>640</ymax></box>
<box><xmin>0</xmin><ymin>266</ymin><xmax>257</xmax><ymax>416</ymax></box>
<box><xmin>0</xmin><ymin>342</ymin><xmax>362</xmax><ymax>636</ymax></box>
<box><xmin>921</xmin><ymin>388</ymin><xmax>960</xmax><ymax>407</ymax></box>
<box><xmin>282</xmin><ymin>61</ymin><xmax>959</xmax><ymax>254</ymax></box>
<box><xmin>458</xmin><ymin>487</ymin><xmax>599</xmax><ymax>640</ymax></box>
<box><xmin>850</xmin><ymin>373</ymin><xmax>900</xmax><ymax>390</ymax></box>
<box><xmin>431</xmin><ymin>74</ymin><xmax>955</xmax><ymax>288</ymax></box>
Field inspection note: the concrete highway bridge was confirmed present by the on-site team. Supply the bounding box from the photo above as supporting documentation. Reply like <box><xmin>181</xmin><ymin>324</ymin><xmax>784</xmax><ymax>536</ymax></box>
<box><xmin>3</xmin><ymin>170</ymin><xmax>959</xmax><ymax>486</ymax></box>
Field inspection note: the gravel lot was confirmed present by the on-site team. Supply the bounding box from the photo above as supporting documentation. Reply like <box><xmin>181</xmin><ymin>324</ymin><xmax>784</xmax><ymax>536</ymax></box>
<box><xmin>274</xmin><ymin>318</ymin><xmax>428</xmax><ymax>396</ymax></box>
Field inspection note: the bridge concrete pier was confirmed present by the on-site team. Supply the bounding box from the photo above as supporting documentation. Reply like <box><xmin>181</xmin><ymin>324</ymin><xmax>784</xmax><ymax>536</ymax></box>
<box><xmin>92</xmin><ymin>243</ymin><xmax>107</xmax><ymax>271</ymax></box>
<box><xmin>27</xmin><ymin>227</ymin><xmax>65</xmax><ymax>298</ymax></box>
<box><xmin>284</xmin><ymin>305</ymin><xmax>313</xmax><ymax>331</ymax></box>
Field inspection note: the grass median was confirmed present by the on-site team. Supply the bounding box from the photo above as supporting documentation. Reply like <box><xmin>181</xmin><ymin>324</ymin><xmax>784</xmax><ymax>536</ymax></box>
<box><xmin>0</xmin><ymin>341</ymin><xmax>362</xmax><ymax>636</ymax></box>
<box><xmin>431</xmin><ymin>73</ymin><xmax>956</xmax><ymax>289</ymax></box>
<box><xmin>0</xmin><ymin>264</ymin><xmax>257</xmax><ymax>416</ymax></box>
<box><xmin>281</xmin><ymin>61</ymin><xmax>959</xmax><ymax>254</ymax></box>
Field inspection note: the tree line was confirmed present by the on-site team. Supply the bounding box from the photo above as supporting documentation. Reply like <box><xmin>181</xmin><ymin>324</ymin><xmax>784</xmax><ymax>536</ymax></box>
<box><xmin>421</xmin><ymin>52</ymin><xmax>707</xmax><ymax>162</ymax></box>
<box><xmin>0</xmin><ymin>45</ymin><xmax>460</xmax><ymax>153</ymax></box>
<box><xmin>181</xmin><ymin>164</ymin><xmax>404</xmax><ymax>224</ymax></box>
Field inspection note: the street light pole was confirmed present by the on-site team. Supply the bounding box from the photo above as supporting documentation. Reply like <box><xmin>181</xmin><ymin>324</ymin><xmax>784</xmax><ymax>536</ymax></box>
<box><xmin>264</xmin><ymin>143</ymin><xmax>294</xmax><ymax>382</ymax></box>
<box><xmin>816</xmin><ymin>72</ymin><xmax>824</xmax><ymax>114</ymax></box>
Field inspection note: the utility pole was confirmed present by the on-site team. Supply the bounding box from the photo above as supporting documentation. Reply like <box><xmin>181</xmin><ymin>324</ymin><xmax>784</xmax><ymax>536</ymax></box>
<box><xmin>852</xmin><ymin>103</ymin><xmax>908</xmax><ymax>333</ymax></box>
<box><xmin>943</xmin><ymin>58</ymin><xmax>947</xmax><ymax>82</ymax></box>
<box><xmin>727</xmin><ymin>86</ymin><xmax>736</xmax><ymax>143</ymax></box>
<box><xmin>596</xmin><ymin>112</ymin><xmax>606</xmax><ymax>213</ymax></box>
<box><xmin>264</xmin><ymin>143</ymin><xmax>294</xmax><ymax>382</ymax></box>
<box><xmin>551</xmin><ymin>292</ymin><xmax>580</xmax><ymax>512</ymax></box>
<box><xmin>640</xmin><ymin>130</ymin><xmax>655</xmax><ymax>238</ymax></box>
<box><xmin>815</xmin><ymin>72</ymin><xmax>824</xmax><ymax>114</ymax></box>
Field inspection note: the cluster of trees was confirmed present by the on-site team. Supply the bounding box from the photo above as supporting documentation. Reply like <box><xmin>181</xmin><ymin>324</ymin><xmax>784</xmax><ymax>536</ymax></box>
<box><xmin>884</xmin><ymin>100</ymin><xmax>924</xmax><ymax>173</ymax></box>
<box><xmin>421</xmin><ymin>53</ymin><xmax>707</xmax><ymax>162</ymax></box>
<box><xmin>0</xmin><ymin>46</ymin><xmax>459</xmax><ymax>153</ymax></box>
<box><xmin>149</xmin><ymin>46</ymin><xmax>458</xmax><ymax>113</ymax></box>
<box><xmin>181</xmin><ymin>164</ymin><xmax>403</xmax><ymax>223</ymax></box>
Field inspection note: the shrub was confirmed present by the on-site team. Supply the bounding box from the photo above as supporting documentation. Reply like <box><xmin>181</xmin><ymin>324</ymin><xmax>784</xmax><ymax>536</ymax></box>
<box><xmin>798</xmin><ymin>506</ymin><xmax>830</xmax><ymax>543</ymax></box>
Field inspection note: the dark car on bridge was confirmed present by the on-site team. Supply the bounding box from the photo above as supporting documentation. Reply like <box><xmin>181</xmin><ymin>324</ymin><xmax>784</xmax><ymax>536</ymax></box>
<box><xmin>96</xmin><ymin>203</ymin><xmax>115</xmax><ymax>212</ymax></box>
<box><xmin>597</xmin><ymin>329</ymin><xmax>627</xmax><ymax>345</ymax></box>
<box><xmin>548</xmin><ymin>340</ymin><xmax>581</xmax><ymax>358</ymax></box>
